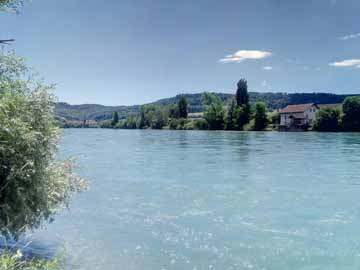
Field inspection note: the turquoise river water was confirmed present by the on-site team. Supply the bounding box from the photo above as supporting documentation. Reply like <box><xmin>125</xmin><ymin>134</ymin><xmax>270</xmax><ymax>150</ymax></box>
<box><xmin>31</xmin><ymin>129</ymin><xmax>360</xmax><ymax>270</ymax></box>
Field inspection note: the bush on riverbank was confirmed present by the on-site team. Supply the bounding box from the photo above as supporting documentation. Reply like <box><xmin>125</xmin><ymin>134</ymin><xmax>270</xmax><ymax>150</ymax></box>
<box><xmin>0</xmin><ymin>50</ymin><xmax>87</xmax><ymax>239</ymax></box>
<box><xmin>313</xmin><ymin>107</ymin><xmax>341</xmax><ymax>132</ymax></box>
<box><xmin>0</xmin><ymin>250</ymin><xmax>62</xmax><ymax>270</ymax></box>
<box><xmin>342</xmin><ymin>96</ymin><xmax>360</xmax><ymax>132</ymax></box>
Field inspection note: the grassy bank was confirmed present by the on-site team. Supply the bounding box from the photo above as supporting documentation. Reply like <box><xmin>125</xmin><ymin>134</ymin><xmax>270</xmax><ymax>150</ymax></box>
<box><xmin>0</xmin><ymin>250</ymin><xmax>62</xmax><ymax>270</ymax></box>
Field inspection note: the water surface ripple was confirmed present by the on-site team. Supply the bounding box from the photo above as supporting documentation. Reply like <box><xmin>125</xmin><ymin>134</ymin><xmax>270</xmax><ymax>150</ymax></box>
<box><xmin>34</xmin><ymin>130</ymin><xmax>360</xmax><ymax>270</ymax></box>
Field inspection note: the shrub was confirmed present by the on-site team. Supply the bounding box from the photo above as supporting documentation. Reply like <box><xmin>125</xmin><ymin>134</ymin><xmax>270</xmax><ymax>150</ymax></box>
<box><xmin>178</xmin><ymin>96</ymin><xmax>188</xmax><ymax>119</ymax></box>
<box><xmin>342</xmin><ymin>96</ymin><xmax>360</xmax><ymax>131</ymax></box>
<box><xmin>137</xmin><ymin>105</ymin><xmax>168</xmax><ymax>129</ymax></box>
<box><xmin>0</xmin><ymin>50</ymin><xmax>86</xmax><ymax>238</ymax></box>
<box><xmin>269</xmin><ymin>111</ymin><xmax>280</xmax><ymax>125</ymax></box>
<box><xmin>0</xmin><ymin>249</ymin><xmax>62</xmax><ymax>270</ymax></box>
<box><xmin>168</xmin><ymin>118</ymin><xmax>180</xmax><ymax>130</ymax></box>
<box><xmin>202</xmin><ymin>92</ymin><xmax>225</xmax><ymax>130</ymax></box>
<box><xmin>253</xmin><ymin>102</ymin><xmax>269</xmax><ymax>131</ymax></box>
<box><xmin>243</xmin><ymin>119</ymin><xmax>255</xmax><ymax>131</ymax></box>
<box><xmin>111</xmin><ymin>111</ymin><xmax>119</xmax><ymax>127</ymax></box>
<box><xmin>314</xmin><ymin>107</ymin><xmax>341</xmax><ymax>132</ymax></box>
<box><xmin>100</xmin><ymin>119</ymin><xmax>112</xmax><ymax>128</ymax></box>
<box><xmin>193</xmin><ymin>119</ymin><xmax>209</xmax><ymax>130</ymax></box>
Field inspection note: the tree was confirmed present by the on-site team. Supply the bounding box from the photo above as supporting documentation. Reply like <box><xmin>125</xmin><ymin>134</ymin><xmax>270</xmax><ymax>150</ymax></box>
<box><xmin>136</xmin><ymin>106</ymin><xmax>147</xmax><ymax>128</ymax></box>
<box><xmin>342</xmin><ymin>96</ymin><xmax>360</xmax><ymax>131</ymax></box>
<box><xmin>168</xmin><ymin>104</ymin><xmax>179</xmax><ymax>119</ymax></box>
<box><xmin>253</xmin><ymin>102</ymin><xmax>268</xmax><ymax>131</ymax></box>
<box><xmin>313</xmin><ymin>107</ymin><xmax>341</xmax><ymax>132</ymax></box>
<box><xmin>237</xmin><ymin>104</ymin><xmax>251</xmax><ymax>129</ymax></box>
<box><xmin>236</xmin><ymin>79</ymin><xmax>249</xmax><ymax>106</ymax></box>
<box><xmin>150</xmin><ymin>107</ymin><xmax>168</xmax><ymax>129</ymax></box>
<box><xmin>234</xmin><ymin>79</ymin><xmax>251</xmax><ymax>129</ymax></box>
<box><xmin>225</xmin><ymin>99</ymin><xmax>238</xmax><ymax>130</ymax></box>
<box><xmin>0</xmin><ymin>50</ymin><xmax>87</xmax><ymax>238</ymax></box>
<box><xmin>202</xmin><ymin>92</ymin><xmax>225</xmax><ymax>130</ymax></box>
<box><xmin>111</xmin><ymin>111</ymin><xmax>119</xmax><ymax>127</ymax></box>
<box><xmin>194</xmin><ymin>118</ymin><xmax>209</xmax><ymax>130</ymax></box>
<box><xmin>124</xmin><ymin>116</ymin><xmax>137</xmax><ymax>129</ymax></box>
<box><xmin>136</xmin><ymin>105</ymin><xmax>168</xmax><ymax>129</ymax></box>
<box><xmin>178</xmin><ymin>95</ymin><xmax>188</xmax><ymax>118</ymax></box>
<box><xmin>270</xmin><ymin>111</ymin><xmax>280</xmax><ymax>125</ymax></box>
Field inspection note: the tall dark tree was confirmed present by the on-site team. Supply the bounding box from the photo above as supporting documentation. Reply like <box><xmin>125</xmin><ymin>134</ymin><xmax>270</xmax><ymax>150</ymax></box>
<box><xmin>342</xmin><ymin>96</ymin><xmax>360</xmax><ymax>131</ymax></box>
<box><xmin>233</xmin><ymin>79</ymin><xmax>251</xmax><ymax>129</ymax></box>
<box><xmin>236</xmin><ymin>79</ymin><xmax>249</xmax><ymax>106</ymax></box>
<box><xmin>253</xmin><ymin>102</ymin><xmax>268</xmax><ymax>131</ymax></box>
<box><xmin>178</xmin><ymin>96</ymin><xmax>188</xmax><ymax>118</ymax></box>
<box><xmin>225</xmin><ymin>99</ymin><xmax>238</xmax><ymax>130</ymax></box>
<box><xmin>111</xmin><ymin>111</ymin><xmax>119</xmax><ymax>127</ymax></box>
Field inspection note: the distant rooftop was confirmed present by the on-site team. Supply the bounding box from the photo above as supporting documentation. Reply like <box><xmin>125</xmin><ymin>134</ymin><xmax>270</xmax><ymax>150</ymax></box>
<box><xmin>279</xmin><ymin>103</ymin><xmax>315</xmax><ymax>114</ymax></box>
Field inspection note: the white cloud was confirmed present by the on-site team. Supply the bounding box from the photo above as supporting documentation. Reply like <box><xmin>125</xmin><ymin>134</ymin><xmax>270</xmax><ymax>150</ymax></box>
<box><xmin>338</xmin><ymin>33</ymin><xmax>360</xmax><ymax>41</ymax></box>
<box><xmin>263</xmin><ymin>66</ymin><xmax>273</xmax><ymax>70</ymax></box>
<box><xmin>329</xmin><ymin>59</ymin><xmax>360</xmax><ymax>68</ymax></box>
<box><xmin>219</xmin><ymin>50</ymin><xmax>272</xmax><ymax>63</ymax></box>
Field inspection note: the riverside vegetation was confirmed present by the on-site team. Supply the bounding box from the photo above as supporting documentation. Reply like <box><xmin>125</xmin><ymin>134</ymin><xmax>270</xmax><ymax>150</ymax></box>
<box><xmin>0</xmin><ymin>1</ymin><xmax>87</xmax><ymax>269</ymax></box>
<box><xmin>55</xmin><ymin>92</ymin><xmax>356</xmax><ymax>124</ymax></box>
<box><xmin>101</xmin><ymin>80</ymin><xmax>273</xmax><ymax>131</ymax></box>
<box><xmin>100</xmin><ymin>79</ymin><xmax>360</xmax><ymax>132</ymax></box>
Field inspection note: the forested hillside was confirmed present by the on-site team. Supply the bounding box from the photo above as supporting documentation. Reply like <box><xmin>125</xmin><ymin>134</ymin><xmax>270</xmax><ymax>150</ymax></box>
<box><xmin>55</xmin><ymin>92</ymin><xmax>357</xmax><ymax>122</ymax></box>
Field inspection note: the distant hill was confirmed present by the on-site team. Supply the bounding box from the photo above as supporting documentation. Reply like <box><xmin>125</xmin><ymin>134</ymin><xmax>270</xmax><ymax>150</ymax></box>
<box><xmin>55</xmin><ymin>103</ymin><xmax>141</xmax><ymax>122</ymax></box>
<box><xmin>55</xmin><ymin>92</ymin><xmax>358</xmax><ymax>122</ymax></box>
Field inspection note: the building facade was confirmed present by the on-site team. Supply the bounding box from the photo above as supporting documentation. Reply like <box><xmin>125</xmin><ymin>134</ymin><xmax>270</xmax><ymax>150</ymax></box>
<box><xmin>279</xmin><ymin>103</ymin><xmax>318</xmax><ymax>129</ymax></box>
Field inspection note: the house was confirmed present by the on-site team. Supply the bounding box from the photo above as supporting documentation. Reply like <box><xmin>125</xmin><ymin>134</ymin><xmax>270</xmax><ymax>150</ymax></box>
<box><xmin>279</xmin><ymin>103</ymin><xmax>319</xmax><ymax>130</ymax></box>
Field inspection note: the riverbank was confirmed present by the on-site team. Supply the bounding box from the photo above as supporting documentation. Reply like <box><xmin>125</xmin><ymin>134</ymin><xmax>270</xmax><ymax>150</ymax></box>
<box><xmin>0</xmin><ymin>250</ymin><xmax>61</xmax><ymax>270</ymax></box>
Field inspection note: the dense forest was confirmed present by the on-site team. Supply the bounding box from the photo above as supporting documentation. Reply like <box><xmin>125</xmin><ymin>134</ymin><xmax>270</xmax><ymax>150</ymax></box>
<box><xmin>55</xmin><ymin>92</ymin><xmax>357</xmax><ymax>123</ymax></box>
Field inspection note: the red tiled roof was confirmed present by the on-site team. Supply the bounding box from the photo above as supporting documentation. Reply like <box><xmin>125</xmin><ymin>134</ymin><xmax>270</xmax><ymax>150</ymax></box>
<box><xmin>279</xmin><ymin>103</ymin><xmax>314</xmax><ymax>113</ymax></box>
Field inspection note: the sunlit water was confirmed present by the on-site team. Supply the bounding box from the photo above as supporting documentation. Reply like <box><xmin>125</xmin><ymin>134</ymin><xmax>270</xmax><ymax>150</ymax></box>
<box><xmin>31</xmin><ymin>129</ymin><xmax>360</xmax><ymax>270</ymax></box>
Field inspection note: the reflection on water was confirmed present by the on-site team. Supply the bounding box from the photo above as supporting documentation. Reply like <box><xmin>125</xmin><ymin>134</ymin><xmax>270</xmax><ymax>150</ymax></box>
<box><xmin>28</xmin><ymin>130</ymin><xmax>360</xmax><ymax>270</ymax></box>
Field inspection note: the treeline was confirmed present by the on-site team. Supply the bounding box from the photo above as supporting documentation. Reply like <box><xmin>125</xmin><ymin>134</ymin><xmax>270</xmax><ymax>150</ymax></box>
<box><xmin>100</xmin><ymin>79</ymin><xmax>360</xmax><ymax>132</ymax></box>
<box><xmin>56</xmin><ymin>92</ymin><xmax>358</xmax><ymax>122</ymax></box>
<box><xmin>314</xmin><ymin>96</ymin><xmax>360</xmax><ymax>132</ymax></box>
<box><xmin>102</xmin><ymin>79</ymin><xmax>278</xmax><ymax>131</ymax></box>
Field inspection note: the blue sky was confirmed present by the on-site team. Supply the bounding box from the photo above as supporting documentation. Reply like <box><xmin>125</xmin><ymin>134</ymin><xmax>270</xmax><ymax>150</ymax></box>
<box><xmin>1</xmin><ymin>0</ymin><xmax>360</xmax><ymax>105</ymax></box>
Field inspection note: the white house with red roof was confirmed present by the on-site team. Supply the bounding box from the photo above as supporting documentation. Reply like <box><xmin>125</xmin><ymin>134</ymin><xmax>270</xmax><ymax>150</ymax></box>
<box><xmin>279</xmin><ymin>103</ymin><xmax>318</xmax><ymax>128</ymax></box>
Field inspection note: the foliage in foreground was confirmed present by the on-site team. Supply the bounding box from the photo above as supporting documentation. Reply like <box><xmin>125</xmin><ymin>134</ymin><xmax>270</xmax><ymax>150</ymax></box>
<box><xmin>0</xmin><ymin>250</ymin><xmax>61</xmax><ymax>270</ymax></box>
<box><xmin>0</xmin><ymin>0</ymin><xmax>23</xmax><ymax>13</ymax></box>
<box><xmin>0</xmin><ymin>50</ymin><xmax>87</xmax><ymax>239</ymax></box>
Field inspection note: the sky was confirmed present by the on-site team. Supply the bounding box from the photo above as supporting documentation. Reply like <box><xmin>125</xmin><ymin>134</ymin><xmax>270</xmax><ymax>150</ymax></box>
<box><xmin>1</xmin><ymin>0</ymin><xmax>360</xmax><ymax>105</ymax></box>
